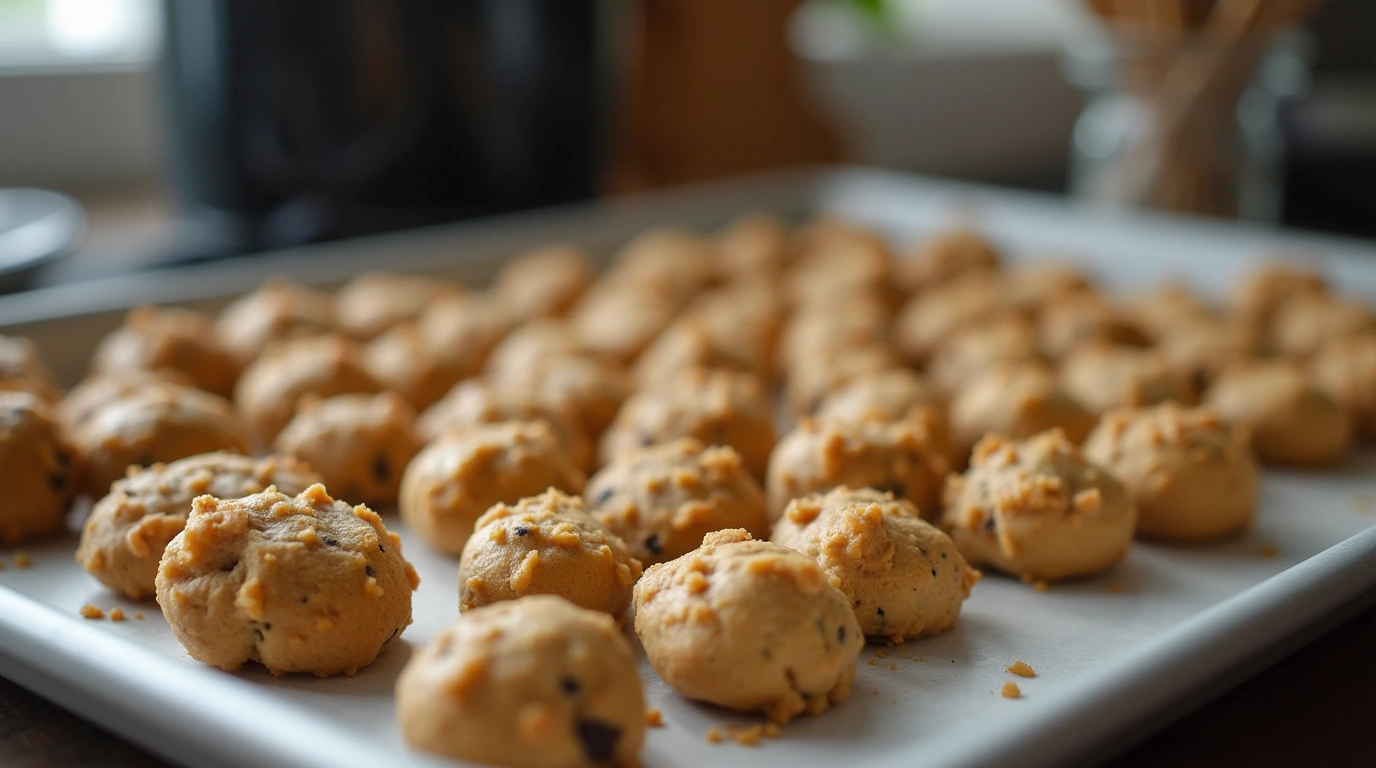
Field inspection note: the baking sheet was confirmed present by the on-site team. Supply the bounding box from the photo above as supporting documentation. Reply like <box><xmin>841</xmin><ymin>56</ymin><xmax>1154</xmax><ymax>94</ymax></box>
<box><xmin>1</xmin><ymin>167</ymin><xmax>1375</xmax><ymax>768</ymax></box>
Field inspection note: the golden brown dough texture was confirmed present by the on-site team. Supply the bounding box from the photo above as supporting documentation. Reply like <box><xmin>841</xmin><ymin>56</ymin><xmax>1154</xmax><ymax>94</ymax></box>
<box><xmin>92</xmin><ymin>306</ymin><xmax>240</xmax><ymax>397</ymax></box>
<box><xmin>1205</xmin><ymin>361</ymin><xmax>1352</xmax><ymax>466</ymax></box>
<box><xmin>0</xmin><ymin>392</ymin><xmax>75</xmax><ymax>544</ymax></box>
<box><xmin>273</xmin><ymin>392</ymin><xmax>420</xmax><ymax>509</ymax></box>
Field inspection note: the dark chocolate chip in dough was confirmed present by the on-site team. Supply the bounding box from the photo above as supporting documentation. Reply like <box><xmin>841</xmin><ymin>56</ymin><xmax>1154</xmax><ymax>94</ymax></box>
<box><xmin>561</xmin><ymin>676</ymin><xmax>581</xmax><ymax>695</ymax></box>
<box><xmin>594</xmin><ymin>488</ymin><xmax>614</xmax><ymax>506</ymax></box>
<box><xmin>515</xmin><ymin>526</ymin><xmax>530</xmax><ymax>537</ymax></box>
<box><xmin>47</xmin><ymin>473</ymin><xmax>66</xmax><ymax>492</ymax></box>
<box><xmin>576</xmin><ymin>719</ymin><xmax>621</xmax><ymax>762</ymax></box>
<box><xmin>644</xmin><ymin>534</ymin><xmax>662</xmax><ymax>556</ymax></box>
<box><xmin>324</xmin><ymin>537</ymin><xmax>340</xmax><ymax>547</ymax></box>
<box><xmin>876</xmin><ymin>607</ymin><xmax>885</xmax><ymax>617</ymax></box>
<box><xmin>837</xmin><ymin>626</ymin><xmax>846</xmax><ymax>643</ymax></box>
<box><xmin>372</xmin><ymin>454</ymin><xmax>391</xmax><ymax>483</ymax></box>
<box><xmin>366</xmin><ymin>565</ymin><xmax>375</xmax><ymax>577</ymax></box>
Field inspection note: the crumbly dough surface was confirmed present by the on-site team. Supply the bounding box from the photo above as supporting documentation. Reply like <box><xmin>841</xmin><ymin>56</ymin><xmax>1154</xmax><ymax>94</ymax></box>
<box><xmin>273</xmin><ymin>393</ymin><xmax>420</xmax><ymax>508</ymax></box>
<box><xmin>1204</xmin><ymin>361</ymin><xmax>1353</xmax><ymax>466</ymax></box>
<box><xmin>399</xmin><ymin>420</ymin><xmax>586</xmax><ymax>554</ymax></box>
<box><xmin>459</xmin><ymin>490</ymin><xmax>642</xmax><ymax>617</ymax></box>
<box><xmin>72</xmin><ymin>384</ymin><xmax>249</xmax><ymax>495</ymax></box>
<box><xmin>0</xmin><ymin>392</ymin><xmax>75</xmax><ymax>544</ymax></box>
<box><xmin>156</xmin><ymin>484</ymin><xmax>418</xmax><ymax>676</ymax></box>
<box><xmin>771</xmin><ymin>486</ymin><xmax>979</xmax><ymax>642</ymax></box>
<box><xmin>397</xmin><ymin>595</ymin><xmax>645</xmax><ymax>768</ymax></box>
<box><xmin>586</xmin><ymin>439</ymin><xmax>769</xmax><ymax>564</ymax></box>
<box><xmin>1084</xmin><ymin>404</ymin><xmax>1259</xmax><ymax>541</ymax></box>
<box><xmin>942</xmin><ymin>430</ymin><xmax>1136</xmax><ymax>582</ymax></box>
<box><xmin>92</xmin><ymin>306</ymin><xmax>239</xmax><ymax>397</ymax></box>
<box><xmin>599</xmin><ymin>369</ymin><xmax>776</xmax><ymax>479</ymax></box>
<box><xmin>77</xmin><ymin>452</ymin><xmax>321</xmax><ymax>598</ymax></box>
<box><xmin>767</xmin><ymin>417</ymin><xmax>950</xmax><ymax>521</ymax></box>
<box><xmin>233</xmin><ymin>334</ymin><xmax>380</xmax><ymax>444</ymax></box>
<box><xmin>633</xmin><ymin>529</ymin><xmax>863</xmax><ymax>724</ymax></box>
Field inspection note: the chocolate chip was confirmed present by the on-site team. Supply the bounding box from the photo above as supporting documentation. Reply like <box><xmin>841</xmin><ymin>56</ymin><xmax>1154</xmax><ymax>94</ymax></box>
<box><xmin>47</xmin><ymin>473</ymin><xmax>65</xmax><ymax>492</ymax></box>
<box><xmin>252</xmin><ymin>628</ymin><xmax>263</xmax><ymax>641</ymax></box>
<box><xmin>930</xmin><ymin>568</ymin><xmax>937</xmax><ymax>577</ymax></box>
<box><xmin>55</xmin><ymin>450</ymin><xmax>70</xmax><ymax>467</ymax></box>
<box><xmin>594</xmin><ymin>488</ymin><xmax>614</xmax><ymax>505</ymax></box>
<box><xmin>576</xmin><ymin>720</ymin><xmax>620</xmax><ymax>762</ymax></box>
<box><xmin>378</xmin><ymin>543</ymin><xmax>386</xmax><ymax>553</ymax></box>
<box><xmin>876</xmin><ymin>607</ymin><xmax>885</xmax><ymax>617</ymax></box>
<box><xmin>941</xmin><ymin>551</ymin><xmax>948</xmax><ymax>559</ymax></box>
<box><xmin>561</xmin><ymin>676</ymin><xmax>581</xmax><ymax>695</ymax></box>
<box><xmin>984</xmin><ymin>515</ymin><xmax>997</xmax><ymax>534</ymax></box>
<box><xmin>644</xmin><ymin>534</ymin><xmax>661</xmax><ymax>556</ymax></box>
<box><xmin>264</xmin><ymin>623</ymin><xmax>272</xmax><ymax>630</ymax></box>
<box><xmin>762</xmin><ymin>648</ymin><xmax>774</xmax><ymax>661</ymax></box>
<box><xmin>515</xmin><ymin>526</ymin><xmax>529</xmax><ymax>537</ymax></box>
<box><xmin>837</xmin><ymin>626</ymin><xmax>846</xmax><ymax>643</ymax></box>
<box><xmin>299</xmin><ymin>596</ymin><xmax>309</xmax><ymax>604</ymax></box>
<box><xmin>372</xmin><ymin>454</ymin><xmax>390</xmax><ymax>483</ymax></box>
<box><xmin>324</xmin><ymin>537</ymin><xmax>339</xmax><ymax>547</ymax></box>
<box><xmin>366</xmin><ymin>565</ymin><xmax>375</xmax><ymax>577</ymax></box>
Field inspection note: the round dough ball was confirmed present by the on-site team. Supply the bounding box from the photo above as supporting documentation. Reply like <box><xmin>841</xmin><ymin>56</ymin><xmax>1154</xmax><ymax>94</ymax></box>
<box><xmin>608</xmin><ymin>227</ymin><xmax>718</xmax><ymax>303</ymax></box>
<box><xmin>786</xmin><ymin>238</ymin><xmax>894</xmax><ymax>307</ymax></box>
<box><xmin>633</xmin><ymin>529</ymin><xmax>863</xmax><ymax>724</ymax></box>
<box><xmin>948</xmin><ymin>363</ymin><xmax>1096</xmax><ymax>465</ymax></box>
<box><xmin>57</xmin><ymin>370</ymin><xmax>194</xmax><ymax>430</ymax></box>
<box><xmin>1269</xmin><ymin>294</ymin><xmax>1375</xmax><ymax>360</ymax></box>
<box><xmin>0</xmin><ymin>392</ymin><xmax>75</xmax><ymax>544</ymax></box>
<box><xmin>1157</xmin><ymin>319</ymin><xmax>1256</xmax><ymax>393</ymax></box>
<box><xmin>362</xmin><ymin>323</ymin><xmax>454</xmax><ymax>411</ymax></box>
<box><xmin>680</xmin><ymin>280</ymin><xmax>783</xmax><ymax>375</ymax></box>
<box><xmin>490</xmin><ymin>355</ymin><xmax>629</xmax><ymax>441</ymax></box>
<box><xmin>716</xmin><ymin>213</ymin><xmax>788</xmax><ymax>277</ymax></box>
<box><xmin>397</xmin><ymin>595</ymin><xmax>645</xmax><ymax>768</ymax></box>
<box><xmin>895</xmin><ymin>273</ymin><xmax>1005</xmax><ymax>364</ymax></box>
<box><xmin>586</xmin><ymin>438</ymin><xmax>769</xmax><ymax>564</ymax></box>
<box><xmin>898</xmin><ymin>229</ymin><xmax>1000</xmax><ymax>293</ymax></box>
<box><xmin>772</xmin><ymin>486</ymin><xmax>979</xmax><ymax>641</ymax></box>
<box><xmin>1060</xmin><ymin>344</ymin><xmax>1196</xmax><ymax>415</ymax></box>
<box><xmin>492</xmin><ymin>244</ymin><xmax>595</xmax><ymax>320</ymax></box>
<box><xmin>274</xmin><ymin>393</ymin><xmax>421</xmax><ymax>508</ymax></box>
<box><xmin>1230</xmin><ymin>265</ymin><xmax>1326</xmax><ymax>337</ymax></box>
<box><xmin>784</xmin><ymin>343</ymin><xmax>900</xmax><ymax>416</ymax></box>
<box><xmin>418</xmin><ymin>292</ymin><xmax>518</xmax><ymax>383</ymax></box>
<box><xmin>485</xmin><ymin>320</ymin><xmax>587</xmax><ymax>379</ymax></box>
<box><xmin>77</xmin><ymin>452</ymin><xmax>321</xmax><ymax>599</ymax></box>
<box><xmin>1037</xmin><ymin>293</ymin><xmax>1148</xmax><ymax>360</ymax></box>
<box><xmin>234</xmin><ymin>334</ymin><xmax>380</xmax><ymax>444</ymax></box>
<box><xmin>0</xmin><ymin>334</ymin><xmax>61</xmax><ymax>403</ymax></box>
<box><xmin>399</xmin><ymin>420</ymin><xmax>586</xmax><ymax>554</ymax></box>
<box><xmin>570</xmin><ymin>286</ymin><xmax>677</xmax><ymax>363</ymax></box>
<box><xmin>1001</xmin><ymin>264</ymin><xmax>1092</xmax><ymax>314</ymax></box>
<box><xmin>598</xmin><ymin>369</ymin><xmax>775</xmax><ymax>479</ymax></box>
<box><xmin>1122</xmin><ymin>283</ymin><xmax>1215</xmax><ymax>342</ymax></box>
<box><xmin>1311</xmin><ymin>333</ymin><xmax>1376</xmax><ymax>439</ymax></box>
<box><xmin>631</xmin><ymin>321</ymin><xmax>759</xmax><ymax>388</ymax></box>
<box><xmin>1084</xmin><ymin>404</ymin><xmax>1259</xmax><ymax>541</ymax></box>
<box><xmin>92</xmin><ymin>306</ymin><xmax>239</xmax><ymax>397</ymax></box>
<box><xmin>418</xmin><ymin>379</ymin><xmax>593</xmax><ymax>471</ymax></box>
<box><xmin>765</xmin><ymin>417</ymin><xmax>949</xmax><ymax>521</ymax></box>
<box><xmin>1205</xmin><ymin>361</ymin><xmax>1352</xmax><ymax>466</ymax></box>
<box><xmin>333</xmin><ymin>272</ymin><xmax>459</xmax><ymax>340</ymax></box>
<box><xmin>942</xmin><ymin>429</ymin><xmax>1136</xmax><ymax>582</ymax></box>
<box><xmin>156</xmin><ymin>485</ymin><xmax>417</xmax><ymax>676</ymax></box>
<box><xmin>816</xmin><ymin>368</ymin><xmax>943</xmax><ymax>425</ymax></box>
<box><xmin>72</xmin><ymin>383</ymin><xmax>249</xmax><ymax>495</ymax></box>
<box><xmin>928</xmin><ymin>315</ymin><xmax>1041</xmax><ymax>395</ymax></box>
<box><xmin>459</xmin><ymin>490</ymin><xmax>642</xmax><ymax>617</ymax></box>
<box><xmin>214</xmin><ymin>279</ymin><xmax>335</xmax><ymax>366</ymax></box>
<box><xmin>779</xmin><ymin>301</ymin><xmax>888</xmax><ymax>373</ymax></box>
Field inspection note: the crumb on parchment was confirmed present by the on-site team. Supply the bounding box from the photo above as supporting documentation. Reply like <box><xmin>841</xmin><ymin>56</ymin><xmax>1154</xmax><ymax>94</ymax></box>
<box><xmin>79</xmin><ymin>605</ymin><xmax>104</xmax><ymax>619</ymax></box>
<box><xmin>1031</xmin><ymin>580</ymin><xmax>1049</xmax><ymax>592</ymax></box>
<box><xmin>705</xmin><ymin>727</ymin><xmax>723</xmax><ymax>744</ymax></box>
<box><xmin>13</xmin><ymin>551</ymin><xmax>32</xmax><ymax>568</ymax></box>
<box><xmin>133</xmin><ymin>612</ymin><xmax>145</xmax><ymax>620</ymax></box>
<box><xmin>646</xmin><ymin>708</ymin><xmax>664</xmax><ymax>727</ymax></box>
<box><xmin>1259</xmin><ymin>544</ymin><xmax>1279</xmax><ymax>559</ymax></box>
<box><xmin>108</xmin><ymin>608</ymin><xmax>126</xmax><ymax>622</ymax></box>
<box><xmin>1106</xmin><ymin>581</ymin><xmax>1125</xmax><ymax>593</ymax></box>
<box><xmin>1001</xmin><ymin>682</ymin><xmax>1022</xmax><ymax>699</ymax></box>
<box><xmin>1007</xmin><ymin>661</ymin><xmax>1035</xmax><ymax>678</ymax></box>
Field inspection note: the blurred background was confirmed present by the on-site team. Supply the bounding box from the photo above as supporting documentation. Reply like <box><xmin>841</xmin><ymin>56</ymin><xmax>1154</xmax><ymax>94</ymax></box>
<box><xmin>0</xmin><ymin>0</ymin><xmax>1373</xmax><ymax>288</ymax></box>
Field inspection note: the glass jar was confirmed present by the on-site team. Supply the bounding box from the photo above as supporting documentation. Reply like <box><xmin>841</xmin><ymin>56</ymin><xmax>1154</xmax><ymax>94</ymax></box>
<box><xmin>1062</xmin><ymin>30</ymin><xmax>1311</xmax><ymax>221</ymax></box>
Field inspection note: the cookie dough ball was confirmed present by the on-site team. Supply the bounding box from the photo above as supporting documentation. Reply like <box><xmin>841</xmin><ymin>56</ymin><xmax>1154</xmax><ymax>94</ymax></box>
<box><xmin>608</xmin><ymin>227</ymin><xmax>718</xmax><ymax>303</ymax></box>
<box><xmin>56</xmin><ymin>370</ymin><xmax>193</xmax><ymax>431</ymax></box>
<box><xmin>631</xmin><ymin>321</ymin><xmax>758</xmax><ymax>388</ymax></box>
<box><xmin>586</xmin><ymin>439</ymin><xmax>769</xmax><ymax>564</ymax></box>
<box><xmin>680</xmin><ymin>281</ymin><xmax>783</xmax><ymax>375</ymax></box>
<box><xmin>397</xmin><ymin>596</ymin><xmax>645</xmax><ymax>768</ymax></box>
<box><xmin>895</xmin><ymin>273</ymin><xmax>1005</xmax><ymax>364</ymax></box>
<box><xmin>76</xmin><ymin>452</ymin><xmax>321</xmax><ymax>599</ymax></box>
<box><xmin>1231</xmin><ymin>265</ymin><xmax>1326</xmax><ymax>337</ymax></box>
<box><xmin>1269</xmin><ymin>294</ymin><xmax>1375</xmax><ymax>360</ymax></box>
<box><xmin>460</xmin><ymin>490</ymin><xmax>642</xmax><ymax>617</ymax></box>
<box><xmin>1157</xmin><ymin>320</ymin><xmax>1256</xmax><ymax>392</ymax></box>
<box><xmin>772</xmin><ymin>487</ymin><xmax>979</xmax><ymax>641</ymax></box>
<box><xmin>1312</xmin><ymin>333</ymin><xmax>1376</xmax><ymax>439</ymax></box>
<box><xmin>485</xmin><ymin>320</ymin><xmax>586</xmax><ymax>379</ymax></box>
<box><xmin>72</xmin><ymin>384</ymin><xmax>249</xmax><ymax>495</ymax></box>
<box><xmin>949</xmin><ymin>363</ymin><xmax>1096</xmax><ymax>464</ymax></box>
<box><xmin>784</xmin><ymin>343</ymin><xmax>900</xmax><ymax>416</ymax></box>
<box><xmin>419</xmin><ymin>379</ymin><xmax>593</xmax><ymax>471</ymax></box>
<box><xmin>399</xmin><ymin>420</ymin><xmax>586</xmax><ymax>554</ymax></box>
<box><xmin>942</xmin><ymin>430</ymin><xmax>1135</xmax><ymax>582</ymax></box>
<box><xmin>716</xmin><ymin>213</ymin><xmax>788</xmax><ymax>277</ymax></box>
<box><xmin>156</xmin><ymin>485</ymin><xmax>417</xmax><ymax>676</ymax></box>
<box><xmin>234</xmin><ymin>334</ymin><xmax>380</xmax><ymax>444</ymax></box>
<box><xmin>598</xmin><ymin>369</ymin><xmax>775</xmax><ymax>479</ymax></box>
<box><xmin>786</xmin><ymin>237</ymin><xmax>894</xmax><ymax>307</ymax></box>
<box><xmin>1002</xmin><ymin>264</ymin><xmax>1092</xmax><ymax>314</ymax></box>
<box><xmin>362</xmin><ymin>323</ymin><xmax>452</xmax><ymax>411</ymax></box>
<box><xmin>816</xmin><ymin>368</ymin><xmax>943</xmax><ymax>425</ymax></box>
<box><xmin>778</xmin><ymin>300</ymin><xmax>888</xmax><ymax>373</ymax></box>
<box><xmin>1123</xmin><ymin>283</ymin><xmax>1216</xmax><ymax>341</ymax></box>
<box><xmin>92</xmin><ymin>306</ymin><xmax>239</xmax><ymax>397</ymax></box>
<box><xmin>571</xmin><ymin>287</ymin><xmax>677</xmax><ymax>363</ymax></box>
<box><xmin>491</xmin><ymin>355</ymin><xmax>629</xmax><ymax>441</ymax></box>
<box><xmin>334</xmin><ymin>272</ymin><xmax>459</xmax><ymax>340</ymax></box>
<box><xmin>898</xmin><ymin>229</ymin><xmax>1000</xmax><ymax>293</ymax></box>
<box><xmin>274</xmin><ymin>393</ymin><xmax>421</xmax><ymax>508</ymax></box>
<box><xmin>766</xmin><ymin>417</ymin><xmax>949</xmax><ymax>520</ymax></box>
<box><xmin>214</xmin><ymin>279</ymin><xmax>335</xmax><ymax>366</ymax></box>
<box><xmin>493</xmin><ymin>244</ymin><xmax>595</xmax><ymax>320</ymax></box>
<box><xmin>1205</xmin><ymin>362</ymin><xmax>1352</xmax><ymax>466</ymax></box>
<box><xmin>1084</xmin><ymin>404</ymin><xmax>1259</xmax><ymax>541</ymax></box>
<box><xmin>418</xmin><ymin>293</ymin><xmax>518</xmax><ymax>383</ymax></box>
<box><xmin>1037</xmin><ymin>293</ymin><xmax>1147</xmax><ymax>360</ymax></box>
<box><xmin>928</xmin><ymin>315</ymin><xmax>1041</xmax><ymax>395</ymax></box>
<box><xmin>633</xmin><ymin>529</ymin><xmax>862</xmax><ymax>723</ymax></box>
<box><xmin>1060</xmin><ymin>344</ymin><xmax>1196</xmax><ymax>415</ymax></box>
<box><xmin>0</xmin><ymin>335</ymin><xmax>61</xmax><ymax>403</ymax></box>
<box><xmin>0</xmin><ymin>393</ymin><xmax>75</xmax><ymax>544</ymax></box>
